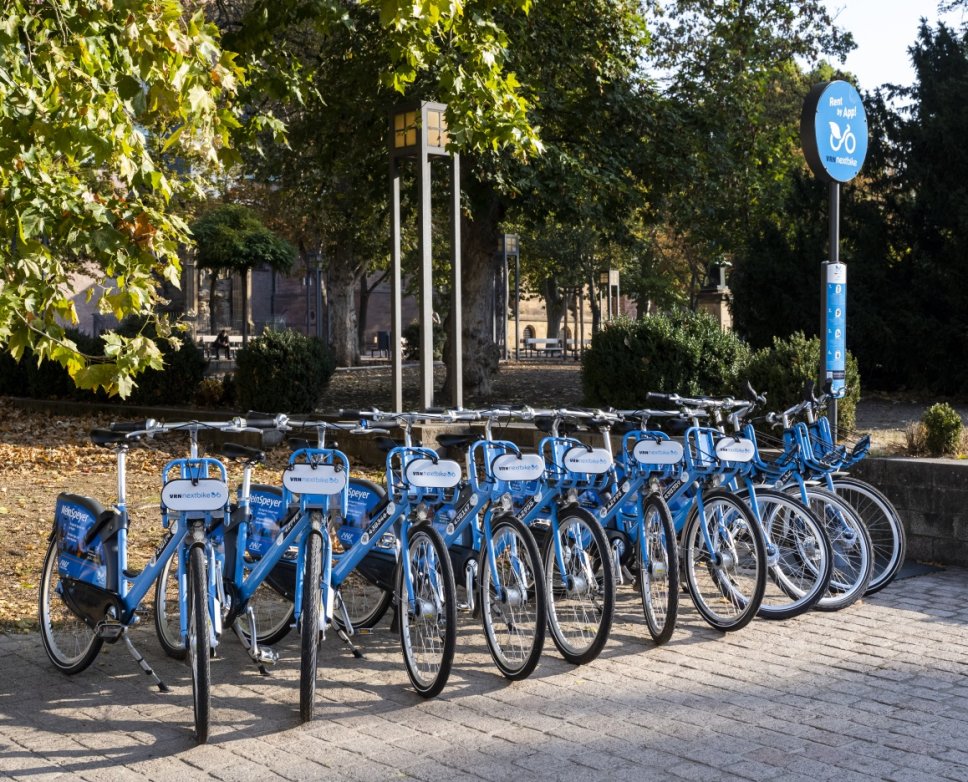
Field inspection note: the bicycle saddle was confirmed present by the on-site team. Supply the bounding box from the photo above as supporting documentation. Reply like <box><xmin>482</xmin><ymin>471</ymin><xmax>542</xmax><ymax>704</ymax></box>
<box><xmin>218</xmin><ymin>442</ymin><xmax>266</xmax><ymax>464</ymax></box>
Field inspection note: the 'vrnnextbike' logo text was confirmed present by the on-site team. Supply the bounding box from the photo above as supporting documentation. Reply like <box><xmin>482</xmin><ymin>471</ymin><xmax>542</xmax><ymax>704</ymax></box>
<box><xmin>167</xmin><ymin>490</ymin><xmax>224</xmax><ymax>500</ymax></box>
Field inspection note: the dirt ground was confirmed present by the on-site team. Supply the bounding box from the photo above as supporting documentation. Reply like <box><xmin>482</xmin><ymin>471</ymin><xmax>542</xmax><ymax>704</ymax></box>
<box><xmin>2</xmin><ymin>361</ymin><xmax>964</xmax><ymax>631</ymax></box>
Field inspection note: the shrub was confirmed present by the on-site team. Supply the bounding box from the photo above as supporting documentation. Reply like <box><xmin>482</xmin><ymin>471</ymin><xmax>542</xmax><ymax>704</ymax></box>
<box><xmin>743</xmin><ymin>332</ymin><xmax>861</xmax><ymax>432</ymax></box>
<box><xmin>0</xmin><ymin>328</ymin><xmax>105</xmax><ymax>400</ymax></box>
<box><xmin>116</xmin><ymin>317</ymin><xmax>207</xmax><ymax>406</ymax></box>
<box><xmin>194</xmin><ymin>377</ymin><xmax>228</xmax><ymax>408</ymax></box>
<box><xmin>234</xmin><ymin>328</ymin><xmax>335</xmax><ymax>413</ymax></box>
<box><xmin>921</xmin><ymin>402</ymin><xmax>963</xmax><ymax>456</ymax></box>
<box><xmin>581</xmin><ymin>310</ymin><xmax>750</xmax><ymax>408</ymax></box>
<box><xmin>401</xmin><ymin>321</ymin><xmax>445</xmax><ymax>361</ymax></box>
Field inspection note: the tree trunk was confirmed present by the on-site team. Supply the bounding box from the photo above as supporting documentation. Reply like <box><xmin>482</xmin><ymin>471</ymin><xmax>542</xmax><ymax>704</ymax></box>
<box><xmin>241</xmin><ymin>268</ymin><xmax>249</xmax><ymax>346</ymax></box>
<box><xmin>328</xmin><ymin>249</ymin><xmax>361</xmax><ymax>366</ymax></box>
<box><xmin>542</xmin><ymin>276</ymin><xmax>565</xmax><ymax>340</ymax></box>
<box><xmin>443</xmin><ymin>205</ymin><xmax>501</xmax><ymax>398</ymax></box>
<box><xmin>587</xmin><ymin>272</ymin><xmax>602</xmax><ymax>334</ymax></box>
<box><xmin>208</xmin><ymin>272</ymin><xmax>218</xmax><ymax>334</ymax></box>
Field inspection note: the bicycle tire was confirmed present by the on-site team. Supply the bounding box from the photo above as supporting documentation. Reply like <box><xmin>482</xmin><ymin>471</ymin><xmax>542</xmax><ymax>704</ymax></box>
<box><xmin>334</xmin><ymin>568</ymin><xmax>393</xmax><ymax>631</ymax></box>
<box><xmin>154</xmin><ymin>550</ymin><xmax>186</xmax><ymax>660</ymax></box>
<box><xmin>479</xmin><ymin>514</ymin><xmax>546</xmax><ymax>680</ymax></box>
<box><xmin>398</xmin><ymin>524</ymin><xmax>457</xmax><ymax>698</ymax></box>
<box><xmin>740</xmin><ymin>488</ymin><xmax>833</xmax><ymax>620</ymax></box>
<box><xmin>831</xmin><ymin>477</ymin><xmax>906</xmax><ymax>594</ymax></box>
<box><xmin>299</xmin><ymin>525</ymin><xmax>323</xmax><ymax>722</ymax></box>
<box><xmin>682</xmin><ymin>489</ymin><xmax>767</xmax><ymax>632</ymax></box>
<box><xmin>638</xmin><ymin>494</ymin><xmax>679</xmax><ymax>644</ymax></box>
<box><xmin>187</xmin><ymin>544</ymin><xmax>211</xmax><ymax>744</ymax></box>
<box><xmin>791</xmin><ymin>486</ymin><xmax>873</xmax><ymax>611</ymax></box>
<box><xmin>542</xmin><ymin>506</ymin><xmax>615</xmax><ymax>665</ymax></box>
<box><xmin>38</xmin><ymin>537</ymin><xmax>103</xmax><ymax>674</ymax></box>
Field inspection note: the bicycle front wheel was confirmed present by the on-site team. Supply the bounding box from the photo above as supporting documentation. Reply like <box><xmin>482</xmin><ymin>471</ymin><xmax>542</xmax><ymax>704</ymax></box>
<box><xmin>683</xmin><ymin>489</ymin><xmax>767</xmax><ymax>632</ymax></box>
<box><xmin>831</xmin><ymin>477</ymin><xmax>906</xmax><ymax>594</ymax></box>
<box><xmin>398</xmin><ymin>525</ymin><xmax>457</xmax><ymax>698</ymax></box>
<box><xmin>299</xmin><ymin>527</ymin><xmax>323</xmax><ymax>722</ymax></box>
<box><xmin>638</xmin><ymin>495</ymin><xmax>679</xmax><ymax>644</ymax></box>
<box><xmin>745</xmin><ymin>488</ymin><xmax>833</xmax><ymax>620</ymax></box>
<box><xmin>542</xmin><ymin>506</ymin><xmax>615</xmax><ymax>665</ymax></box>
<box><xmin>479</xmin><ymin>514</ymin><xmax>546</xmax><ymax>680</ymax></box>
<box><xmin>39</xmin><ymin>537</ymin><xmax>103</xmax><ymax>674</ymax></box>
<box><xmin>187</xmin><ymin>544</ymin><xmax>211</xmax><ymax>744</ymax></box>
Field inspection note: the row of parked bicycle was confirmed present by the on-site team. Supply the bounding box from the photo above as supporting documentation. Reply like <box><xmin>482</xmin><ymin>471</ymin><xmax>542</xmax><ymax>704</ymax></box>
<box><xmin>39</xmin><ymin>384</ymin><xmax>904</xmax><ymax>743</ymax></box>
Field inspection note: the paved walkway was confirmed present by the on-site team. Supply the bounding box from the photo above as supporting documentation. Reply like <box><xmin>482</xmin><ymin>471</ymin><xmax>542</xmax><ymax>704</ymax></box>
<box><xmin>2</xmin><ymin>568</ymin><xmax>967</xmax><ymax>782</ymax></box>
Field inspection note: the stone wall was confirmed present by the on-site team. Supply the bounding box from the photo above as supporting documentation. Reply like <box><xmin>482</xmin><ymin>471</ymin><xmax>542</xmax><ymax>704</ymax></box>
<box><xmin>852</xmin><ymin>457</ymin><xmax>968</xmax><ymax>566</ymax></box>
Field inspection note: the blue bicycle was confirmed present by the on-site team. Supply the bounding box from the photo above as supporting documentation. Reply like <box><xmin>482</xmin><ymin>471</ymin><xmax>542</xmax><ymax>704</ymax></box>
<box><xmin>40</xmin><ymin>418</ymin><xmax>249</xmax><ymax>743</ymax></box>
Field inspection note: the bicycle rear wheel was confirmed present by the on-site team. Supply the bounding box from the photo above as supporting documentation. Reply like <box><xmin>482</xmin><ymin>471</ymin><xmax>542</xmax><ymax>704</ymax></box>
<box><xmin>542</xmin><ymin>506</ymin><xmax>615</xmax><ymax>665</ymax></box>
<box><xmin>155</xmin><ymin>550</ymin><xmax>186</xmax><ymax>660</ymax></box>
<box><xmin>744</xmin><ymin>488</ymin><xmax>833</xmax><ymax>620</ymax></box>
<box><xmin>39</xmin><ymin>538</ymin><xmax>103</xmax><ymax>674</ymax></box>
<box><xmin>794</xmin><ymin>486</ymin><xmax>873</xmax><ymax>611</ymax></box>
<box><xmin>334</xmin><ymin>568</ymin><xmax>393</xmax><ymax>631</ymax></box>
<box><xmin>638</xmin><ymin>495</ymin><xmax>679</xmax><ymax>644</ymax></box>
<box><xmin>398</xmin><ymin>524</ymin><xmax>457</xmax><ymax>698</ymax></box>
<box><xmin>299</xmin><ymin>526</ymin><xmax>323</xmax><ymax>722</ymax></box>
<box><xmin>682</xmin><ymin>489</ymin><xmax>766</xmax><ymax>632</ymax></box>
<box><xmin>187</xmin><ymin>544</ymin><xmax>211</xmax><ymax>744</ymax></box>
<box><xmin>831</xmin><ymin>477</ymin><xmax>905</xmax><ymax>594</ymax></box>
<box><xmin>479</xmin><ymin>514</ymin><xmax>546</xmax><ymax>680</ymax></box>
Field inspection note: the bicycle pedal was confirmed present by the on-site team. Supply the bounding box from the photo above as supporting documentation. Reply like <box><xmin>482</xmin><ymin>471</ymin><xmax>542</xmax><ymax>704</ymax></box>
<box><xmin>95</xmin><ymin>621</ymin><xmax>125</xmax><ymax>641</ymax></box>
<box><xmin>253</xmin><ymin>647</ymin><xmax>279</xmax><ymax>666</ymax></box>
<box><xmin>354</xmin><ymin>628</ymin><xmax>373</xmax><ymax>636</ymax></box>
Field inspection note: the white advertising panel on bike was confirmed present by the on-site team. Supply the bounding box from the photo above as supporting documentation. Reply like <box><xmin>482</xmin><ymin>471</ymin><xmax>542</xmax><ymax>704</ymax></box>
<box><xmin>564</xmin><ymin>447</ymin><xmax>612</xmax><ymax>474</ymax></box>
<box><xmin>406</xmin><ymin>458</ymin><xmax>463</xmax><ymax>489</ymax></box>
<box><xmin>283</xmin><ymin>463</ymin><xmax>347</xmax><ymax>495</ymax></box>
<box><xmin>491</xmin><ymin>453</ymin><xmax>545</xmax><ymax>482</ymax></box>
<box><xmin>714</xmin><ymin>438</ymin><xmax>755</xmax><ymax>463</ymax></box>
<box><xmin>161</xmin><ymin>479</ymin><xmax>230</xmax><ymax>512</ymax></box>
<box><xmin>632</xmin><ymin>439</ymin><xmax>684</xmax><ymax>466</ymax></box>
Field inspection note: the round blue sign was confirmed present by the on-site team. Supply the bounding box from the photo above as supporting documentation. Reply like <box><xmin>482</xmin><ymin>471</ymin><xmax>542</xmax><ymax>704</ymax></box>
<box><xmin>800</xmin><ymin>80</ymin><xmax>868</xmax><ymax>183</ymax></box>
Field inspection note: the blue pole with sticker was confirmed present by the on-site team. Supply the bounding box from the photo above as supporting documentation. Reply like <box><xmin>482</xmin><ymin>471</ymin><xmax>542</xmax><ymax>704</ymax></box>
<box><xmin>801</xmin><ymin>81</ymin><xmax>867</xmax><ymax>441</ymax></box>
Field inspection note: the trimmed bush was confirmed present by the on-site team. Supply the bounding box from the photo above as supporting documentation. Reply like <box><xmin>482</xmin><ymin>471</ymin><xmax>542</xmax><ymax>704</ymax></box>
<box><xmin>743</xmin><ymin>332</ymin><xmax>860</xmax><ymax>432</ymax></box>
<box><xmin>0</xmin><ymin>328</ymin><xmax>105</xmax><ymax>400</ymax></box>
<box><xmin>0</xmin><ymin>321</ymin><xmax>204</xmax><ymax>405</ymax></box>
<box><xmin>234</xmin><ymin>328</ymin><xmax>335</xmax><ymax>414</ymax></box>
<box><xmin>921</xmin><ymin>402</ymin><xmax>963</xmax><ymax>456</ymax></box>
<box><xmin>402</xmin><ymin>321</ymin><xmax>445</xmax><ymax>361</ymax></box>
<box><xmin>582</xmin><ymin>310</ymin><xmax>750</xmax><ymax>407</ymax></box>
<box><xmin>112</xmin><ymin>318</ymin><xmax>207</xmax><ymax>406</ymax></box>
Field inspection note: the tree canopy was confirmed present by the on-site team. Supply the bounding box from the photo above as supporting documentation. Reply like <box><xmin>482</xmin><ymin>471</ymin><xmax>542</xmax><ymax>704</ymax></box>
<box><xmin>0</xmin><ymin>0</ymin><xmax>246</xmax><ymax>397</ymax></box>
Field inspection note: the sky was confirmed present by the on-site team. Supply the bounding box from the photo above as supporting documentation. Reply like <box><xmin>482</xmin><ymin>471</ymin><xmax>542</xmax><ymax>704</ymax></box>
<box><xmin>826</xmin><ymin>0</ymin><xmax>967</xmax><ymax>91</ymax></box>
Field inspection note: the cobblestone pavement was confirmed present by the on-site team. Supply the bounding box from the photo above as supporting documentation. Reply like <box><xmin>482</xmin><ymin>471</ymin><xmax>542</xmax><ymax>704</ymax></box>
<box><xmin>2</xmin><ymin>568</ymin><xmax>967</xmax><ymax>782</ymax></box>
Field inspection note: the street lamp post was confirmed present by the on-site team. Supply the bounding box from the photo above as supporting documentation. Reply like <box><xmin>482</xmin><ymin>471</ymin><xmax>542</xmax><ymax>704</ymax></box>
<box><xmin>390</xmin><ymin>101</ymin><xmax>462</xmax><ymax>409</ymax></box>
<box><xmin>498</xmin><ymin>234</ymin><xmax>520</xmax><ymax>361</ymax></box>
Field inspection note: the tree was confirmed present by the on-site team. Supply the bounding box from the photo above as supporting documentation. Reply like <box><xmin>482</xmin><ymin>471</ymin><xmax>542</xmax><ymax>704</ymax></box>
<box><xmin>0</xmin><ymin>0</ymin><xmax>246</xmax><ymax>397</ymax></box>
<box><xmin>203</xmin><ymin>0</ymin><xmax>541</xmax><ymax>367</ymax></box>
<box><xmin>643</xmin><ymin>0</ymin><xmax>854</xmax><ymax>305</ymax></box>
<box><xmin>1</xmin><ymin>0</ymin><xmax>540</xmax><ymax>391</ymax></box>
<box><xmin>190</xmin><ymin>204</ymin><xmax>296</xmax><ymax>340</ymax></box>
<box><xmin>447</xmin><ymin>0</ymin><xmax>654</xmax><ymax>395</ymax></box>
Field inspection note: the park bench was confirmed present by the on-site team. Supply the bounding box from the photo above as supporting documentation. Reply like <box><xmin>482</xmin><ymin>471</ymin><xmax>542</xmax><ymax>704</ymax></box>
<box><xmin>198</xmin><ymin>334</ymin><xmax>243</xmax><ymax>360</ymax></box>
<box><xmin>523</xmin><ymin>337</ymin><xmax>563</xmax><ymax>357</ymax></box>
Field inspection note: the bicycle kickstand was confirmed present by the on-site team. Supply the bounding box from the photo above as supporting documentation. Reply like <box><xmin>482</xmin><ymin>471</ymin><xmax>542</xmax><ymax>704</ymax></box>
<box><xmin>121</xmin><ymin>630</ymin><xmax>170</xmax><ymax>692</ymax></box>
<box><xmin>232</xmin><ymin>606</ymin><xmax>279</xmax><ymax>676</ymax></box>
<box><xmin>334</xmin><ymin>596</ymin><xmax>365</xmax><ymax>660</ymax></box>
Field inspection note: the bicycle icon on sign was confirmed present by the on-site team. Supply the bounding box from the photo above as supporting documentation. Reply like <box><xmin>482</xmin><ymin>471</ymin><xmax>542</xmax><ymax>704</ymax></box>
<box><xmin>829</xmin><ymin>121</ymin><xmax>856</xmax><ymax>154</ymax></box>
